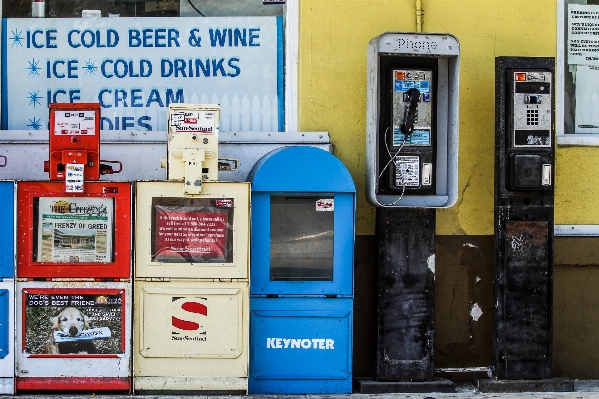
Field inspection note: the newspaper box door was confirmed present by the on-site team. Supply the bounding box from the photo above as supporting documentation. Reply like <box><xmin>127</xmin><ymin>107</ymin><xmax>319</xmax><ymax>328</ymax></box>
<box><xmin>135</xmin><ymin>182</ymin><xmax>249</xmax><ymax>280</ymax></box>
<box><xmin>17</xmin><ymin>181</ymin><xmax>131</xmax><ymax>279</ymax></box>
<box><xmin>16</xmin><ymin>283</ymin><xmax>131</xmax><ymax>391</ymax></box>
<box><xmin>134</xmin><ymin>281</ymin><xmax>249</xmax><ymax>392</ymax></box>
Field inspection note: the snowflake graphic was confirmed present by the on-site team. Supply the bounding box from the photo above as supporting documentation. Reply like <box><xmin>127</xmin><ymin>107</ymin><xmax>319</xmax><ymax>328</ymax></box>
<box><xmin>27</xmin><ymin>91</ymin><xmax>43</xmax><ymax>107</ymax></box>
<box><xmin>26</xmin><ymin>59</ymin><xmax>42</xmax><ymax>77</ymax></box>
<box><xmin>10</xmin><ymin>29</ymin><xmax>23</xmax><ymax>48</ymax></box>
<box><xmin>83</xmin><ymin>59</ymin><xmax>98</xmax><ymax>75</ymax></box>
<box><xmin>26</xmin><ymin>117</ymin><xmax>42</xmax><ymax>130</ymax></box>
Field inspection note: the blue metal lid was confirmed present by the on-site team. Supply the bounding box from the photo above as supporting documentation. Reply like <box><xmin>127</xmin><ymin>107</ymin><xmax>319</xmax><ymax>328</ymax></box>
<box><xmin>0</xmin><ymin>182</ymin><xmax>14</xmax><ymax>278</ymax></box>
<box><xmin>248</xmin><ymin>146</ymin><xmax>355</xmax><ymax>193</ymax></box>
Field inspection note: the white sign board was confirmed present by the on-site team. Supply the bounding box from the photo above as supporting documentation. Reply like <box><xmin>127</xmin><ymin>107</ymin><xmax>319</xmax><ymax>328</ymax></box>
<box><xmin>568</xmin><ymin>4</ymin><xmax>599</xmax><ymax>65</ymax></box>
<box><xmin>574</xmin><ymin>65</ymin><xmax>599</xmax><ymax>133</ymax></box>
<box><xmin>3</xmin><ymin>17</ymin><xmax>283</xmax><ymax>132</ymax></box>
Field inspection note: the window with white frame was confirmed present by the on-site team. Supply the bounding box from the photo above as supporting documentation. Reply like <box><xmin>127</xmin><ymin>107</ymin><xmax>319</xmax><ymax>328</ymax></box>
<box><xmin>0</xmin><ymin>0</ymin><xmax>297</xmax><ymax>132</ymax></box>
<box><xmin>559</xmin><ymin>0</ymin><xmax>599</xmax><ymax>136</ymax></box>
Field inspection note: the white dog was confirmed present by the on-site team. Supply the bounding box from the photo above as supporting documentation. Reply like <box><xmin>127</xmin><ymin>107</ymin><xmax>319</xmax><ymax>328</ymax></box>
<box><xmin>42</xmin><ymin>307</ymin><xmax>97</xmax><ymax>354</ymax></box>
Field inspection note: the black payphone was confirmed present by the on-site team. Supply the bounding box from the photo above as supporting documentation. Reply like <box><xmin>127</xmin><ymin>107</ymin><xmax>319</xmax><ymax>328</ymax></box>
<box><xmin>505</xmin><ymin>69</ymin><xmax>553</xmax><ymax>192</ymax></box>
<box><xmin>380</xmin><ymin>63</ymin><xmax>437</xmax><ymax>196</ymax></box>
<box><xmin>487</xmin><ymin>57</ymin><xmax>571</xmax><ymax>392</ymax></box>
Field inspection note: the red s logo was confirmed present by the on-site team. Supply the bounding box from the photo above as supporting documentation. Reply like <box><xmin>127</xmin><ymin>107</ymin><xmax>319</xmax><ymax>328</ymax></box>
<box><xmin>172</xmin><ymin>299</ymin><xmax>207</xmax><ymax>331</ymax></box>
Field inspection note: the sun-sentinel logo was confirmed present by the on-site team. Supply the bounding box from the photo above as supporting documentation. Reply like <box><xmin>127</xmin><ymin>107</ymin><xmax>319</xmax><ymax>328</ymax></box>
<box><xmin>50</xmin><ymin>199</ymin><xmax>108</xmax><ymax>217</ymax></box>
<box><xmin>171</xmin><ymin>297</ymin><xmax>208</xmax><ymax>341</ymax></box>
<box><xmin>267</xmin><ymin>338</ymin><xmax>335</xmax><ymax>350</ymax></box>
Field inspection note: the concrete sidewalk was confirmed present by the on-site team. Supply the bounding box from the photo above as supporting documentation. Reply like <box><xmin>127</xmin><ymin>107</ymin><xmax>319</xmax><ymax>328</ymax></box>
<box><xmin>14</xmin><ymin>381</ymin><xmax>599</xmax><ymax>399</ymax></box>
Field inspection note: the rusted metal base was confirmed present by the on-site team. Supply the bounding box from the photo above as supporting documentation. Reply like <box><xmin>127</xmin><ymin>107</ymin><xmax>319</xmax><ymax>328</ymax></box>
<box><xmin>137</xmin><ymin>389</ymin><xmax>247</xmax><ymax>395</ymax></box>
<box><xmin>355</xmin><ymin>378</ymin><xmax>455</xmax><ymax>393</ymax></box>
<box><xmin>476</xmin><ymin>378</ymin><xmax>573</xmax><ymax>393</ymax></box>
<box><xmin>375</xmin><ymin>208</ymin><xmax>435</xmax><ymax>381</ymax></box>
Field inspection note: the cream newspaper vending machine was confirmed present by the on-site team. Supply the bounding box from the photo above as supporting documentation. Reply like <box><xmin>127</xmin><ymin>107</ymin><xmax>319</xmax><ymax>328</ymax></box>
<box><xmin>134</xmin><ymin>104</ymin><xmax>250</xmax><ymax>394</ymax></box>
<box><xmin>15</xmin><ymin>103</ymin><xmax>132</xmax><ymax>392</ymax></box>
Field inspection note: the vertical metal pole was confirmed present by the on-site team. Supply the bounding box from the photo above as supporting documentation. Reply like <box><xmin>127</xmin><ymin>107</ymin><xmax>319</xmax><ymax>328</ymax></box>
<box><xmin>376</xmin><ymin>207</ymin><xmax>435</xmax><ymax>381</ymax></box>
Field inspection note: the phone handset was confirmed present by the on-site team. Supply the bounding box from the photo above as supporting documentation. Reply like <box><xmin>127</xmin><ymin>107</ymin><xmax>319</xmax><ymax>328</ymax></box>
<box><xmin>400</xmin><ymin>88</ymin><xmax>420</xmax><ymax>136</ymax></box>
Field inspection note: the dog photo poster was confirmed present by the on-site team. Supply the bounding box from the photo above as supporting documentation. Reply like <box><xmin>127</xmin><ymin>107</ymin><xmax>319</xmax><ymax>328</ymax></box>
<box><xmin>34</xmin><ymin>197</ymin><xmax>114</xmax><ymax>263</ymax></box>
<box><xmin>23</xmin><ymin>290</ymin><xmax>125</xmax><ymax>356</ymax></box>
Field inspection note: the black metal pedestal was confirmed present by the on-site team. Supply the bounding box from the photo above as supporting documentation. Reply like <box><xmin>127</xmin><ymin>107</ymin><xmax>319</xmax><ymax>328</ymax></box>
<box><xmin>357</xmin><ymin>208</ymin><xmax>454</xmax><ymax>393</ymax></box>
<box><xmin>487</xmin><ymin>56</ymin><xmax>572</xmax><ymax>392</ymax></box>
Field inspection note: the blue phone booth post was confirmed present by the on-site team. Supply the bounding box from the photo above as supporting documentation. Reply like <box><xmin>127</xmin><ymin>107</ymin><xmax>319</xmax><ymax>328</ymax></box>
<box><xmin>248</xmin><ymin>146</ymin><xmax>356</xmax><ymax>394</ymax></box>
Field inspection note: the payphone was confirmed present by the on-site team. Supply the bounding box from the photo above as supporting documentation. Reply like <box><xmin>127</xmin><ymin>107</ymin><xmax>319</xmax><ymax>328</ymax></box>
<box><xmin>487</xmin><ymin>57</ymin><xmax>563</xmax><ymax>389</ymax></box>
<box><xmin>16</xmin><ymin>103</ymin><xmax>132</xmax><ymax>392</ymax></box>
<box><xmin>366</xmin><ymin>33</ymin><xmax>459</xmax><ymax>208</ymax></box>
<box><xmin>134</xmin><ymin>104</ymin><xmax>250</xmax><ymax>394</ymax></box>
<box><xmin>501</xmin><ymin>68</ymin><xmax>553</xmax><ymax>192</ymax></box>
<box><xmin>360</xmin><ymin>33</ymin><xmax>459</xmax><ymax>391</ymax></box>
<box><xmin>386</xmin><ymin>68</ymin><xmax>435</xmax><ymax>194</ymax></box>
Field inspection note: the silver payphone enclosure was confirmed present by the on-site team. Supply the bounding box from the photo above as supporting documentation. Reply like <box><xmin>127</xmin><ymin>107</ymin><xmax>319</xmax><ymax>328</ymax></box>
<box><xmin>366</xmin><ymin>33</ymin><xmax>460</xmax><ymax>208</ymax></box>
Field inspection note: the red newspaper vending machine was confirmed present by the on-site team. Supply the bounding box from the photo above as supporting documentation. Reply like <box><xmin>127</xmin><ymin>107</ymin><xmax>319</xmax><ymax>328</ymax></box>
<box><xmin>16</xmin><ymin>104</ymin><xmax>132</xmax><ymax>392</ymax></box>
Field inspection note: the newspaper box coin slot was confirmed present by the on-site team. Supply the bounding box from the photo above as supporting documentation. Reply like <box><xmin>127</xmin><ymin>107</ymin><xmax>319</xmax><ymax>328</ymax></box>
<box><xmin>247</xmin><ymin>146</ymin><xmax>355</xmax><ymax>394</ymax></box>
<box><xmin>161</xmin><ymin>104</ymin><xmax>220</xmax><ymax>194</ymax></box>
<box><xmin>44</xmin><ymin>104</ymin><xmax>122</xmax><ymax>188</ymax></box>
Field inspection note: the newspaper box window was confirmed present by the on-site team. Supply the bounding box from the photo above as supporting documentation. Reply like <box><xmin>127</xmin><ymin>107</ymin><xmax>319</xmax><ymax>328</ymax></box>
<box><xmin>151</xmin><ymin>197</ymin><xmax>234</xmax><ymax>264</ymax></box>
<box><xmin>22</xmin><ymin>289</ymin><xmax>125</xmax><ymax>356</ymax></box>
<box><xmin>18</xmin><ymin>182</ymin><xmax>130</xmax><ymax>279</ymax></box>
<box><xmin>33</xmin><ymin>197</ymin><xmax>114</xmax><ymax>264</ymax></box>
<box><xmin>16</xmin><ymin>281</ymin><xmax>132</xmax><ymax>391</ymax></box>
<box><xmin>270</xmin><ymin>196</ymin><xmax>334</xmax><ymax>281</ymax></box>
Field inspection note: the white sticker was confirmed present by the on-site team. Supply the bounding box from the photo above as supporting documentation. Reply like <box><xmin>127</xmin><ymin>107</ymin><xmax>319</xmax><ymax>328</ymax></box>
<box><xmin>170</xmin><ymin>112</ymin><xmax>185</xmax><ymax>126</ymax></box>
<box><xmin>54</xmin><ymin>111</ymin><xmax>96</xmax><ymax>135</ymax></box>
<box><xmin>54</xmin><ymin>327</ymin><xmax>112</xmax><ymax>342</ymax></box>
<box><xmin>65</xmin><ymin>163</ymin><xmax>84</xmax><ymax>193</ymax></box>
<box><xmin>394</xmin><ymin>156</ymin><xmax>420</xmax><ymax>187</ymax></box>
<box><xmin>174</xmin><ymin>110</ymin><xmax>217</xmax><ymax>134</ymax></box>
<box><xmin>316</xmin><ymin>198</ymin><xmax>334</xmax><ymax>211</ymax></box>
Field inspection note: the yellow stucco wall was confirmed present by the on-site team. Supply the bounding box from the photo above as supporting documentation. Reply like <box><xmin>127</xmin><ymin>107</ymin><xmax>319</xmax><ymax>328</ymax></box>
<box><xmin>298</xmin><ymin>0</ymin><xmax>561</xmax><ymax>235</ymax></box>
<box><xmin>555</xmin><ymin>147</ymin><xmax>599</xmax><ymax>224</ymax></box>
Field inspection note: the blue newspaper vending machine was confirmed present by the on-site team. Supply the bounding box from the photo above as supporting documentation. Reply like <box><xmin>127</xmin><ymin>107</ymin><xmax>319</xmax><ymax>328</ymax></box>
<box><xmin>248</xmin><ymin>146</ymin><xmax>355</xmax><ymax>394</ymax></box>
<box><xmin>0</xmin><ymin>181</ymin><xmax>14</xmax><ymax>394</ymax></box>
